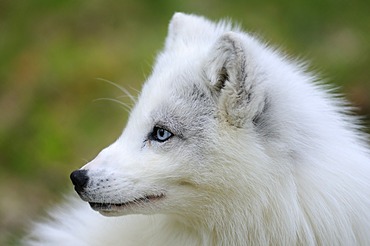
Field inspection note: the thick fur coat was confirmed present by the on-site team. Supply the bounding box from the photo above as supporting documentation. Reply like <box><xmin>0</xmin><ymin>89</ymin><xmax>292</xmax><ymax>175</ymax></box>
<box><xmin>25</xmin><ymin>13</ymin><xmax>370</xmax><ymax>245</ymax></box>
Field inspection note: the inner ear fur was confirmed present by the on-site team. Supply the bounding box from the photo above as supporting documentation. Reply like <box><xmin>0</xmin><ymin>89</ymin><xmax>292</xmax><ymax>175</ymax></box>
<box><xmin>204</xmin><ymin>32</ymin><xmax>266</xmax><ymax>127</ymax></box>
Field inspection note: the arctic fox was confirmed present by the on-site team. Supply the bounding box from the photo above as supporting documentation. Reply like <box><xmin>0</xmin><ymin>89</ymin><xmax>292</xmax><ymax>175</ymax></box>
<box><xmin>26</xmin><ymin>13</ymin><xmax>370</xmax><ymax>245</ymax></box>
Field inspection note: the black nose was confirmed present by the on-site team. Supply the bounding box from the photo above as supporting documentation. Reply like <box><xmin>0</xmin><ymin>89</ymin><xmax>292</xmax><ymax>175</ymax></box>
<box><xmin>70</xmin><ymin>169</ymin><xmax>89</xmax><ymax>192</ymax></box>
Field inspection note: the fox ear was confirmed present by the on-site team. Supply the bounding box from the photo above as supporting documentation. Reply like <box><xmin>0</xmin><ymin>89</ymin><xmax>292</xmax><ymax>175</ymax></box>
<box><xmin>165</xmin><ymin>12</ymin><xmax>211</xmax><ymax>50</ymax></box>
<box><xmin>204</xmin><ymin>32</ymin><xmax>266</xmax><ymax>127</ymax></box>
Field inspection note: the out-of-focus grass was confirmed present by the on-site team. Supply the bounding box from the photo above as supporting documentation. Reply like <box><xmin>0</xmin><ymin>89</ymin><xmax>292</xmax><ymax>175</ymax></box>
<box><xmin>0</xmin><ymin>0</ymin><xmax>369</xmax><ymax>244</ymax></box>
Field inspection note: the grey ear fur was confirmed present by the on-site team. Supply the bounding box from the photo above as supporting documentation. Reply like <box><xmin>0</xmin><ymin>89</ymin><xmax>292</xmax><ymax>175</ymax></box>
<box><xmin>204</xmin><ymin>32</ymin><xmax>266</xmax><ymax>127</ymax></box>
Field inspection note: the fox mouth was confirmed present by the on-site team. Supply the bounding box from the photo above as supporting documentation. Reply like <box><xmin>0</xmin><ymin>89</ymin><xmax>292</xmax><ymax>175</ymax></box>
<box><xmin>88</xmin><ymin>194</ymin><xmax>165</xmax><ymax>212</ymax></box>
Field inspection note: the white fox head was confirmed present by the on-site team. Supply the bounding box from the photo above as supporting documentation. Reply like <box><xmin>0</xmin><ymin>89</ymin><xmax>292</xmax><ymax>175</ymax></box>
<box><xmin>70</xmin><ymin>13</ymin><xmax>296</xmax><ymax>219</ymax></box>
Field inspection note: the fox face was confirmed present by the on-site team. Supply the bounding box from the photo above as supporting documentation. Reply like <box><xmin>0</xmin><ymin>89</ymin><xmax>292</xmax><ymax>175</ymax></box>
<box><xmin>70</xmin><ymin>13</ymin><xmax>270</xmax><ymax>218</ymax></box>
<box><xmin>71</xmin><ymin>83</ymin><xmax>216</xmax><ymax>216</ymax></box>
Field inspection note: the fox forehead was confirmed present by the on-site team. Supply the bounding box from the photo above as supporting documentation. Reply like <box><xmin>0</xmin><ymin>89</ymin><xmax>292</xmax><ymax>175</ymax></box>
<box><xmin>139</xmin><ymin>77</ymin><xmax>216</xmax><ymax>136</ymax></box>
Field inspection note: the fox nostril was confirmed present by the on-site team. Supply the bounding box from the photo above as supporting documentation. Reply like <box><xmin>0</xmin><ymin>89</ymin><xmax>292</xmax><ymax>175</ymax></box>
<box><xmin>70</xmin><ymin>169</ymin><xmax>89</xmax><ymax>192</ymax></box>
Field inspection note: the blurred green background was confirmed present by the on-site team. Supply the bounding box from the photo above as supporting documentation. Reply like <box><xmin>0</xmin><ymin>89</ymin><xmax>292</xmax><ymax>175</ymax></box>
<box><xmin>0</xmin><ymin>0</ymin><xmax>369</xmax><ymax>244</ymax></box>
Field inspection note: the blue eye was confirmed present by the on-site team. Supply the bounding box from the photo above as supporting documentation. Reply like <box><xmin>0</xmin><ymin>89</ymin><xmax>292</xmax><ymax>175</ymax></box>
<box><xmin>151</xmin><ymin>127</ymin><xmax>173</xmax><ymax>142</ymax></box>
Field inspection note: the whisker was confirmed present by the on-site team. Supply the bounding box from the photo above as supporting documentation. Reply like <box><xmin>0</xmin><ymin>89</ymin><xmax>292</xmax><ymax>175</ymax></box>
<box><xmin>129</xmin><ymin>86</ymin><xmax>141</xmax><ymax>95</ymax></box>
<box><xmin>96</xmin><ymin>78</ymin><xmax>137</xmax><ymax>104</ymax></box>
<box><xmin>93</xmin><ymin>98</ymin><xmax>132</xmax><ymax>113</ymax></box>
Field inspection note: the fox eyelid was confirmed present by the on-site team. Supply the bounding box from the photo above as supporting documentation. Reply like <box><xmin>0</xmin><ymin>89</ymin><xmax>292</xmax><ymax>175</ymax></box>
<box><xmin>149</xmin><ymin>126</ymin><xmax>173</xmax><ymax>142</ymax></box>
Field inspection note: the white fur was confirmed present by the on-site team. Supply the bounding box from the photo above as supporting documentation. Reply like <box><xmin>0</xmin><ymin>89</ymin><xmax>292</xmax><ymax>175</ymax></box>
<box><xmin>25</xmin><ymin>13</ymin><xmax>370</xmax><ymax>245</ymax></box>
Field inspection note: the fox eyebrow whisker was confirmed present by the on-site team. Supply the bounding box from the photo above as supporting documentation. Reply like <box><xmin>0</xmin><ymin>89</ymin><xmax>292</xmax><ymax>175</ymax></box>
<box><xmin>93</xmin><ymin>97</ymin><xmax>132</xmax><ymax>113</ymax></box>
<box><xmin>96</xmin><ymin>78</ymin><xmax>138</xmax><ymax>103</ymax></box>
